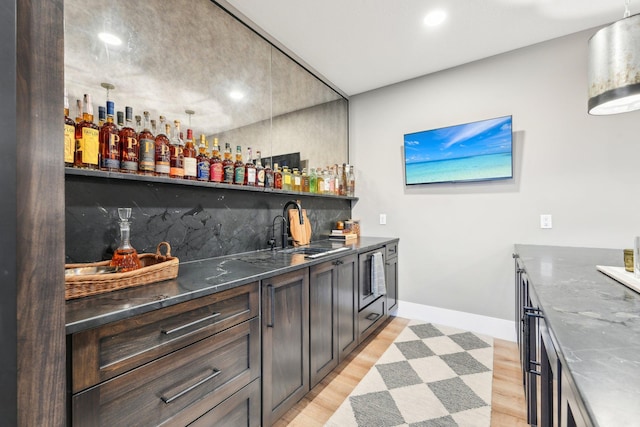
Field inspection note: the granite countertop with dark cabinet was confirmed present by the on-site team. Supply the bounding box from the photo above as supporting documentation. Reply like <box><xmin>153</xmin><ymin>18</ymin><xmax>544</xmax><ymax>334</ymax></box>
<box><xmin>515</xmin><ymin>244</ymin><xmax>640</xmax><ymax>427</ymax></box>
<box><xmin>66</xmin><ymin>236</ymin><xmax>398</xmax><ymax>334</ymax></box>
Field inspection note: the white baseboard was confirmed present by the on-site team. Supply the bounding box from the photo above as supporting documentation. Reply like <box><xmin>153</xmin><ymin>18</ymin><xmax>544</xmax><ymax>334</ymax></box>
<box><xmin>393</xmin><ymin>300</ymin><xmax>516</xmax><ymax>342</ymax></box>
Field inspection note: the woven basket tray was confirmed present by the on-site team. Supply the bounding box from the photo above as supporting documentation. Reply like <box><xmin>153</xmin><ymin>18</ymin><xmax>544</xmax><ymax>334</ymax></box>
<box><xmin>65</xmin><ymin>242</ymin><xmax>179</xmax><ymax>300</ymax></box>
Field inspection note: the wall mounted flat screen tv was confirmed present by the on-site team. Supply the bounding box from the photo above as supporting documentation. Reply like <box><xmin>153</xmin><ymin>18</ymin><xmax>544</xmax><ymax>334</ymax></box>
<box><xmin>403</xmin><ymin>115</ymin><xmax>513</xmax><ymax>185</ymax></box>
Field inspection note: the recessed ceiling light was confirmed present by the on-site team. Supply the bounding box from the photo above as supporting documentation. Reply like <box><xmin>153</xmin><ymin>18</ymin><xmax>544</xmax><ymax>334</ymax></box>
<box><xmin>423</xmin><ymin>10</ymin><xmax>447</xmax><ymax>27</ymax></box>
<box><xmin>98</xmin><ymin>32</ymin><xmax>122</xmax><ymax>46</ymax></box>
<box><xmin>229</xmin><ymin>90</ymin><xmax>244</xmax><ymax>100</ymax></box>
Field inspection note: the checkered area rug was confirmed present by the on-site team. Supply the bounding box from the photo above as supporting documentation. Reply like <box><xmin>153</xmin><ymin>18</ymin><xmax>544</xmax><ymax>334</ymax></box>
<box><xmin>325</xmin><ymin>321</ymin><xmax>493</xmax><ymax>427</ymax></box>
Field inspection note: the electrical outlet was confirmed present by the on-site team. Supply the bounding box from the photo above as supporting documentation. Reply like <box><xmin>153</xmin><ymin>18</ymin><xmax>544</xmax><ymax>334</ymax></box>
<box><xmin>379</xmin><ymin>214</ymin><xmax>387</xmax><ymax>225</ymax></box>
<box><xmin>540</xmin><ymin>214</ymin><xmax>552</xmax><ymax>229</ymax></box>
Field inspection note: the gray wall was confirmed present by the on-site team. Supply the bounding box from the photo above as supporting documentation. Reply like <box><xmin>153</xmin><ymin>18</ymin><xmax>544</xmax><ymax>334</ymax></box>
<box><xmin>350</xmin><ymin>28</ymin><xmax>640</xmax><ymax>322</ymax></box>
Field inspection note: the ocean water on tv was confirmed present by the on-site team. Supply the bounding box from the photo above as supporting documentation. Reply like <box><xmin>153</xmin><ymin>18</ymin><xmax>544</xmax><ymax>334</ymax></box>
<box><xmin>406</xmin><ymin>153</ymin><xmax>512</xmax><ymax>184</ymax></box>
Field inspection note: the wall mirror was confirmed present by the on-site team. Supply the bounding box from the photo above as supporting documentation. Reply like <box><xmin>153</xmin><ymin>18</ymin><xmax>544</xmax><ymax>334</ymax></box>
<box><xmin>64</xmin><ymin>0</ymin><xmax>348</xmax><ymax>171</ymax></box>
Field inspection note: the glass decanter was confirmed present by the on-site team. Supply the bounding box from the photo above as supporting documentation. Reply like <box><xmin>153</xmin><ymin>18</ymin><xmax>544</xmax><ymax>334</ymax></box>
<box><xmin>110</xmin><ymin>207</ymin><xmax>141</xmax><ymax>272</ymax></box>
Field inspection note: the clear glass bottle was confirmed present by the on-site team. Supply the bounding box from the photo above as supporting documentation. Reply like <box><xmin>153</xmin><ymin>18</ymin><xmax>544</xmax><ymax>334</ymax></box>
<box><xmin>110</xmin><ymin>208</ymin><xmax>141</xmax><ymax>272</ymax></box>
<box><xmin>347</xmin><ymin>164</ymin><xmax>355</xmax><ymax>196</ymax></box>
<box><xmin>169</xmin><ymin>120</ymin><xmax>184</xmax><ymax>179</ymax></box>
<box><xmin>183</xmin><ymin>128</ymin><xmax>198</xmax><ymax>180</ymax></box>
<box><xmin>282</xmin><ymin>165</ymin><xmax>292</xmax><ymax>190</ymax></box>
<box><xmin>154</xmin><ymin>119</ymin><xmax>171</xmax><ymax>177</ymax></box>
<box><xmin>244</xmin><ymin>146</ymin><xmax>256</xmax><ymax>186</ymax></box>
<box><xmin>255</xmin><ymin>150</ymin><xmax>265</xmax><ymax>187</ymax></box>
<box><xmin>292</xmin><ymin>168</ymin><xmax>301</xmax><ymax>191</ymax></box>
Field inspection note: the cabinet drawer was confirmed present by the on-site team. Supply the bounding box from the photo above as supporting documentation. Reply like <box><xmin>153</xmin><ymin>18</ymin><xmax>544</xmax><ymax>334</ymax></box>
<box><xmin>358</xmin><ymin>296</ymin><xmax>385</xmax><ymax>341</ymax></box>
<box><xmin>71</xmin><ymin>282</ymin><xmax>259</xmax><ymax>393</ymax></box>
<box><xmin>386</xmin><ymin>242</ymin><xmax>398</xmax><ymax>259</ymax></box>
<box><xmin>72</xmin><ymin>317</ymin><xmax>260</xmax><ymax>427</ymax></box>
<box><xmin>189</xmin><ymin>379</ymin><xmax>261</xmax><ymax>427</ymax></box>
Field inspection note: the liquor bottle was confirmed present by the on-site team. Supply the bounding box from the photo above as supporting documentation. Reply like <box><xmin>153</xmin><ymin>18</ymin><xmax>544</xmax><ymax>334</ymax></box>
<box><xmin>316</xmin><ymin>168</ymin><xmax>324</xmax><ymax>194</ymax></box>
<box><xmin>292</xmin><ymin>168</ymin><xmax>301</xmax><ymax>192</ymax></box>
<box><xmin>169</xmin><ymin>120</ymin><xmax>184</xmax><ymax>179</ymax></box>
<box><xmin>135</xmin><ymin>115</ymin><xmax>142</xmax><ymax>133</ymax></box>
<box><xmin>282</xmin><ymin>166</ymin><xmax>292</xmax><ymax>190</ymax></box>
<box><xmin>340</xmin><ymin>163</ymin><xmax>348</xmax><ymax>196</ymax></box>
<box><xmin>117</xmin><ymin>111</ymin><xmax>124</xmax><ymax>128</ymax></box>
<box><xmin>196</xmin><ymin>134</ymin><xmax>210</xmax><ymax>182</ymax></box>
<box><xmin>264</xmin><ymin>159</ymin><xmax>273</xmax><ymax>188</ymax></box>
<box><xmin>119</xmin><ymin>107</ymin><xmax>139</xmax><ymax>173</ymax></box>
<box><xmin>327</xmin><ymin>167</ymin><xmax>335</xmax><ymax>194</ymax></box>
<box><xmin>309</xmin><ymin>168</ymin><xmax>317</xmax><ymax>194</ymax></box>
<box><xmin>210</xmin><ymin>138</ymin><xmax>224</xmax><ymax>183</ymax></box>
<box><xmin>182</xmin><ymin>128</ymin><xmax>197</xmax><ymax>180</ymax></box>
<box><xmin>233</xmin><ymin>145</ymin><xmax>245</xmax><ymax>185</ymax></box>
<box><xmin>155</xmin><ymin>120</ymin><xmax>171</xmax><ymax>177</ymax></box>
<box><xmin>74</xmin><ymin>94</ymin><xmax>99</xmax><ymax>169</ymax></box>
<box><xmin>138</xmin><ymin>111</ymin><xmax>155</xmax><ymax>175</ymax></box>
<box><xmin>75</xmin><ymin>99</ymin><xmax>83</xmax><ymax>124</ymax></box>
<box><xmin>64</xmin><ymin>89</ymin><xmax>75</xmax><ymax>167</ymax></box>
<box><xmin>98</xmin><ymin>106</ymin><xmax>106</xmax><ymax>127</ymax></box>
<box><xmin>99</xmin><ymin>100</ymin><xmax>120</xmax><ymax>171</ymax></box>
<box><xmin>110</xmin><ymin>207</ymin><xmax>141</xmax><ymax>272</ymax></box>
<box><xmin>255</xmin><ymin>150</ymin><xmax>265</xmax><ymax>187</ymax></box>
<box><xmin>347</xmin><ymin>165</ymin><xmax>355</xmax><ymax>196</ymax></box>
<box><xmin>244</xmin><ymin>147</ymin><xmax>256</xmax><ymax>186</ymax></box>
<box><xmin>301</xmin><ymin>168</ymin><xmax>310</xmax><ymax>192</ymax></box>
<box><xmin>222</xmin><ymin>142</ymin><xmax>234</xmax><ymax>184</ymax></box>
<box><xmin>151</xmin><ymin>119</ymin><xmax>157</xmax><ymax>135</ymax></box>
<box><xmin>273</xmin><ymin>163</ymin><xmax>282</xmax><ymax>190</ymax></box>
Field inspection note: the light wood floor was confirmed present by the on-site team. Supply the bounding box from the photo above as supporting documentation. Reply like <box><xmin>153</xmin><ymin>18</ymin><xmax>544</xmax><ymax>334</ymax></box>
<box><xmin>275</xmin><ymin>316</ymin><xmax>527</xmax><ymax>427</ymax></box>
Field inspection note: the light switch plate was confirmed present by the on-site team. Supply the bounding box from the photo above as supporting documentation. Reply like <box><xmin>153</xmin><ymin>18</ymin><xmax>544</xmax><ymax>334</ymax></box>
<box><xmin>379</xmin><ymin>214</ymin><xmax>387</xmax><ymax>225</ymax></box>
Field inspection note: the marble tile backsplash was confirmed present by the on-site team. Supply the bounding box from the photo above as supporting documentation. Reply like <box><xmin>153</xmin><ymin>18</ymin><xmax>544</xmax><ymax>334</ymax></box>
<box><xmin>65</xmin><ymin>175</ymin><xmax>352</xmax><ymax>263</ymax></box>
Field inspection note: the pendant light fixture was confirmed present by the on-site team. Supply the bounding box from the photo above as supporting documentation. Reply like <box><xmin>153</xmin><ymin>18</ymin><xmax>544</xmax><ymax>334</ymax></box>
<box><xmin>588</xmin><ymin>0</ymin><xmax>640</xmax><ymax>115</ymax></box>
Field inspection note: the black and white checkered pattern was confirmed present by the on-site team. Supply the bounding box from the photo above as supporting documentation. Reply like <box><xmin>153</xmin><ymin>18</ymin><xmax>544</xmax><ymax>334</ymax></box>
<box><xmin>326</xmin><ymin>321</ymin><xmax>493</xmax><ymax>427</ymax></box>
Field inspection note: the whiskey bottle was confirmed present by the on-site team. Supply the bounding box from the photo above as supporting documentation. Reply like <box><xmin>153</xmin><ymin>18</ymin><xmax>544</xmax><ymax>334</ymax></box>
<box><xmin>196</xmin><ymin>134</ymin><xmax>210</xmax><ymax>182</ymax></box>
<box><xmin>99</xmin><ymin>100</ymin><xmax>121</xmax><ymax>171</ymax></box>
<box><xmin>301</xmin><ymin>168</ymin><xmax>310</xmax><ymax>192</ymax></box>
<box><xmin>119</xmin><ymin>107</ymin><xmax>139</xmax><ymax>173</ymax></box>
<box><xmin>74</xmin><ymin>94</ymin><xmax>99</xmax><ymax>169</ymax></box>
<box><xmin>210</xmin><ymin>137</ymin><xmax>224</xmax><ymax>183</ymax></box>
<box><xmin>292</xmin><ymin>168</ymin><xmax>301</xmax><ymax>192</ymax></box>
<box><xmin>233</xmin><ymin>145</ymin><xmax>245</xmax><ymax>185</ymax></box>
<box><xmin>264</xmin><ymin>159</ymin><xmax>274</xmax><ymax>188</ymax></box>
<box><xmin>117</xmin><ymin>111</ymin><xmax>124</xmax><ymax>128</ymax></box>
<box><xmin>135</xmin><ymin>115</ymin><xmax>142</xmax><ymax>133</ymax></box>
<box><xmin>255</xmin><ymin>150</ymin><xmax>265</xmax><ymax>187</ymax></box>
<box><xmin>154</xmin><ymin>120</ymin><xmax>171</xmax><ymax>177</ymax></box>
<box><xmin>347</xmin><ymin>165</ymin><xmax>355</xmax><ymax>196</ymax></box>
<box><xmin>169</xmin><ymin>120</ymin><xmax>184</xmax><ymax>179</ymax></box>
<box><xmin>110</xmin><ymin>207</ymin><xmax>141</xmax><ymax>272</ymax></box>
<box><xmin>273</xmin><ymin>163</ymin><xmax>283</xmax><ymax>190</ymax></box>
<box><xmin>316</xmin><ymin>168</ymin><xmax>324</xmax><ymax>194</ymax></box>
<box><xmin>75</xmin><ymin>98</ymin><xmax>83</xmax><ymax>124</ymax></box>
<box><xmin>183</xmin><ymin>128</ymin><xmax>197</xmax><ymax>180</ymax></box>
<box><xmin>222</xmin><ymin>142</ymin><xmax>234</xmax><ymax>184</ymax></box>
<box><xmin>64</xmin><ymin>89</ymin><xmax>75</xmax><ymax>167</ymax></box>
<box><xmin>282</xmin><ymin>166</ymin><xmax>292</xmax><ymax>191</ymax></box>
<box><xmin>244</xmin><ymin>146</ymin><xmax>256</xmax><ymax>186</ymax></box>
<box><xmin>98</xmin><ymin>106</ymin><xmax>106</xmax><ymax>127</ymax></box>
<box><xmin>138</xmin><ymin>111</ymin><xmax>155</xmax><ymax>175</ymax></box>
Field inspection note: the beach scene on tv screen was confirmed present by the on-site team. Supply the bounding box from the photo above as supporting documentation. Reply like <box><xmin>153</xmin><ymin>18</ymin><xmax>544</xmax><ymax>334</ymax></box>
<box><xmin>404</xmin><ymin>116</ymin><xmax>513</xmax><ymax>184</ymax></box>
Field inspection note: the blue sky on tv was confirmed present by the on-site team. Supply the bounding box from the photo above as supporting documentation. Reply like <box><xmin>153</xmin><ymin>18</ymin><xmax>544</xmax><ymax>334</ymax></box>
<box><xmin>404</xmin><ymin>116</ymin><xmax>512</xmax><ymax>163</ymax></box>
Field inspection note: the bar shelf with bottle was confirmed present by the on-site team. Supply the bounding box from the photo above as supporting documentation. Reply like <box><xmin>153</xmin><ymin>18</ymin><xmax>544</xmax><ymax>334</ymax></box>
<box><xmin>64</xmin><ymin>167</ymin><xmax>358</xmax><ymax>201</ymax></box>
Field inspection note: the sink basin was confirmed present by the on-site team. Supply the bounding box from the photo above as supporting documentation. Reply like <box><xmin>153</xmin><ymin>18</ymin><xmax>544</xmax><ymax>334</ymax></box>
<box><xmin>280</xmin><ymin>246</ymin><xmax>350</xmax><ymax>259</ymax></box>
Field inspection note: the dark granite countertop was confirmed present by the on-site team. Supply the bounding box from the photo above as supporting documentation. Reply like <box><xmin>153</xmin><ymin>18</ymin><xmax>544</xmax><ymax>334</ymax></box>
<box><xmin>66</xmin><ymin>236</ymin><xmax>398</xmax><ymax>334</ymax></box>
<box><xmin>514</xmin><ymin>244</ymin><xmax>640</xmax><ymax>427</ymax></box>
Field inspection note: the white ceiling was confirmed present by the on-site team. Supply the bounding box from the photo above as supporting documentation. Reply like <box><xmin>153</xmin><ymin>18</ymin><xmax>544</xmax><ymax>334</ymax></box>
<box><xmin>224</xmin><ymin>0</ymin><xmax>638</xmax><ymax>96</ymax></box>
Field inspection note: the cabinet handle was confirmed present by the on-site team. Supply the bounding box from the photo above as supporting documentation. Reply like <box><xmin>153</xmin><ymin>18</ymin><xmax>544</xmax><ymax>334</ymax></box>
<box><xmin>366</xmin><ymin>312</ymin><xmax>380</xmax><ymax>321</ymax></box>
<box><xmin>161</xmin><ymin>312</ymin><xmax>221</xmax><ymax>335</ymax></box>
<box><xmin>160</xmin><ymin>368</ymin><xmax>221</xmax><ymax>404</ymax></box>
<box><xmin>267</xmin><ymin>285</ymin><xmax>275</xmax><ymax>328</ymax></box>
<box><xmin>333</xmin><ymin>260</ymin><xmax>343</xmax><ymax>266</ymax></box>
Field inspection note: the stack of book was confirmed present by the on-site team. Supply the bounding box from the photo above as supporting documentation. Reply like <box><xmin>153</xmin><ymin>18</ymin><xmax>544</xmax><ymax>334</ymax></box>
<box><xmin>329</xmin><ymin>229</ymin><xmax>358</xmax><ymax>242</ymax></box>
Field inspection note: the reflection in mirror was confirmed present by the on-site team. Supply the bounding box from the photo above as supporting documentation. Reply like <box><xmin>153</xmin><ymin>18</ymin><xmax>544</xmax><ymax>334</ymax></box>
<box><xmin>64</xmin><ymin>0</ymin><xmax>348</xmax><ymax>168</ymax></box>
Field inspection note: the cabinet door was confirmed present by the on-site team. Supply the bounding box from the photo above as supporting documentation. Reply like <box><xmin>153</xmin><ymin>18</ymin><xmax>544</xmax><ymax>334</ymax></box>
<box><xmin>310</xmin><ymin>261</ymin><xmax>339</xmax><ymax>388</ymax></box>
<box><xmin>385</xmin><ymin>255</ymin><xmax>398</xmax><ymax>313</ymax></box>
<box><xmin>262</xmin><ymin>269</ymin><xmax>309</xmax><ymax>427</ymax></box>
<box><xmin>336</xmin><ymin>254</ymin><xmax>357</xmax><ymax>361</ymax></box>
